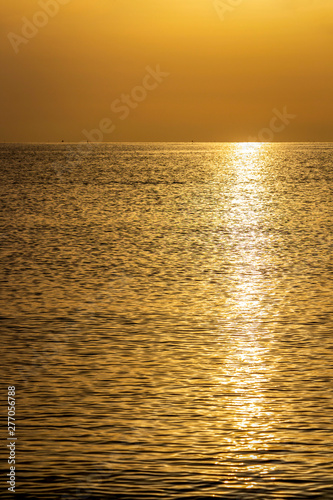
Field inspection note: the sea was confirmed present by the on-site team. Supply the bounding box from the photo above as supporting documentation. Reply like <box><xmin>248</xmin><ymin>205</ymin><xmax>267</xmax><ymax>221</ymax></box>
<box><xmin>0</xmin><ymin>142</ymin><xmax>332</xmax><ymax>499</ymax></box>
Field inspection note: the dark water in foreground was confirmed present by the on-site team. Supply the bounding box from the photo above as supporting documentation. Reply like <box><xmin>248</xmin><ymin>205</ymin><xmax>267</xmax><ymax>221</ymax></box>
<box><xmin>0</xmin><ymin>142</ymin><xmax>332</xmax><ymax>499</ymax></box>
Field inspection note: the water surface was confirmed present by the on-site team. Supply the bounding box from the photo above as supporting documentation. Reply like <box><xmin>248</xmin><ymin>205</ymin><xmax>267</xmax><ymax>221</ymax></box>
<box><xmin>0</xmin><ymin>142</ymin><xmax>332</xmax><ymax>499</ymax></box>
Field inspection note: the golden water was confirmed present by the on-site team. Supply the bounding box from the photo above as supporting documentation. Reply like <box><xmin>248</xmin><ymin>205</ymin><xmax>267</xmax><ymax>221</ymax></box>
<box><xmin>0</xmin><ymin>143</ymin><xmax>332</xmax><ymax>499</ymax></box>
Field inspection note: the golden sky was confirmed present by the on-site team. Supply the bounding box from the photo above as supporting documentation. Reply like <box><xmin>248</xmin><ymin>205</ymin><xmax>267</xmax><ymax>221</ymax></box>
<box><xmin>1</xmin><ymin>0</ymin><xmax>332</xmax><ymax>142</ymax></box>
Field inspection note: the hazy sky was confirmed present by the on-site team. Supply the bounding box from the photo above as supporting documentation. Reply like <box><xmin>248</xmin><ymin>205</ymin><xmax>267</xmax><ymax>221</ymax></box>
<box><xmin>1</xmin><ymin>0</ymin><xmax>332</xmax><ymax>142</ymax></box>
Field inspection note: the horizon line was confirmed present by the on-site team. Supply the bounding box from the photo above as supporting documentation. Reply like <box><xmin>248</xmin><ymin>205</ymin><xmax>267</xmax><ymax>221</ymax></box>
<box><xmin>0</xmin><ymin>140</ymin><xmax>332</xmax><ymax>145</ymax></box>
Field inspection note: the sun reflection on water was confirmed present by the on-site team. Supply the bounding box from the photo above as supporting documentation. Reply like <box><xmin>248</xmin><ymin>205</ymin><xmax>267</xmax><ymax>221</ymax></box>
<box><xmin>213</xmin><ymin>143</ymin><xmax>280</xmax><ymax>487</ymax></box>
